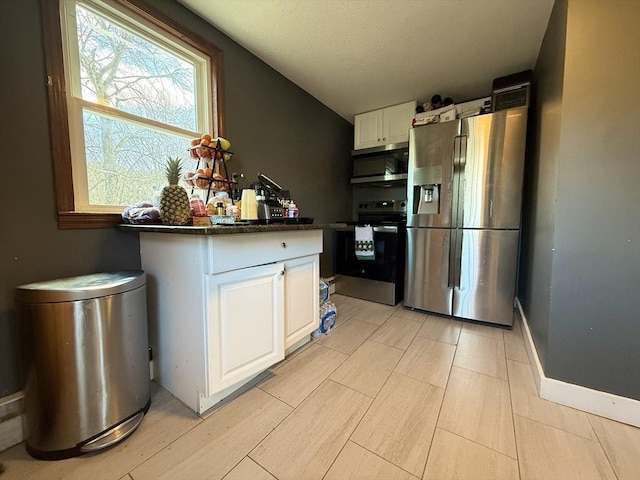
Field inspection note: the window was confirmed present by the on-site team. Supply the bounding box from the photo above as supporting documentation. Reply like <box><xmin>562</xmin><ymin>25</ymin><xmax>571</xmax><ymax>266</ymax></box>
<box><xmin>42</xmin><ymin>0</ymin><xmax>224</xmax><ymax>228</ymax></box>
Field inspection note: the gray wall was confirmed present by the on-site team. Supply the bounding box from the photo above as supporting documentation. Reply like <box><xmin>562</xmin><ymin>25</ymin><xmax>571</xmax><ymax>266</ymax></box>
<box><xmin>520</xmin><ymin>0</ymin><xmax>640</xmax><ymax>400</ymax></box>
<box><xmin>519</xmin><ymin>0</ymin><xmax>567</xmax><ymax>372</ymax></box>
<box><xmin>0</xmin><ymin>0</ymin><xmax>352</xmax><ymax>397</ymax></box>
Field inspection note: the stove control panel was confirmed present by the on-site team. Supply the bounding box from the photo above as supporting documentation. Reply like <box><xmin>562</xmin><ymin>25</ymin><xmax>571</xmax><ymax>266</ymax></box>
<box><xmin>357</xmin><ymin>199</ymin><xmax>407</xmax><ymax>214</ymax></box>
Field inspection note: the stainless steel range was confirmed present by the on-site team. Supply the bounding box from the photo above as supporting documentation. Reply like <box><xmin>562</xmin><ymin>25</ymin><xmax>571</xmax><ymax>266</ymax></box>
<box><xmin>334</xmin><ymin>199</ymin><xmax>406</xmax><ymax>306</ymax></box>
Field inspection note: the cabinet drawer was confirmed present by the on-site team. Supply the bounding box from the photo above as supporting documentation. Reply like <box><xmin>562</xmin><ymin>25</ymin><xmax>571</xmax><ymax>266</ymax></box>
<box><xmin>205</xmin><ymin>229</ymin><xmax>323</xmax><ymax>274</ymax></box>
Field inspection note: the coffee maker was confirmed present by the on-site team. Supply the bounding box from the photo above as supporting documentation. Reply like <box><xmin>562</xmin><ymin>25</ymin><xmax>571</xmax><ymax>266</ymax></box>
<box><xmin>255</xmin><ymin>173</ymin><xmax>288</xmax><ymax>222</ymax></box>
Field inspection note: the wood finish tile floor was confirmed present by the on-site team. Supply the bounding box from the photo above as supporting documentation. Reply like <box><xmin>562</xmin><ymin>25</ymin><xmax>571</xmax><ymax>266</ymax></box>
<box><xmin>2</xmin><ymin>294</ymin><xmax>639</xmax><ymax>479</ymax></box>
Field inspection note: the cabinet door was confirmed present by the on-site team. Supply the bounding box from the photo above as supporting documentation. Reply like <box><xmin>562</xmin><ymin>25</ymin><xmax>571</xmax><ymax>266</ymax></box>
<box><xmin>284</xmin><ymin>255</ymin><xmax>319</xmax><ymax>348</ymax></box>
<box><xmin>383</xmin><ymin>101</ymin><xmax>416</xmax><ymax>144</ymax></box>
<box><xmin>205</xmin><ymin>262</ymin><xmax>284</xmax><ymax>395</ymax></box>
<box><xmin>354</xmin><ymin>110</ymin><xmax>382</xmax><ymax>150</ymax></box>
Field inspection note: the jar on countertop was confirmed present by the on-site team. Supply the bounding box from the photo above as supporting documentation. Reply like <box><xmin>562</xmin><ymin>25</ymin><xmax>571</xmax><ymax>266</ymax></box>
<box><xmin>288</xmin><ymin>202</ymin><xmax>299</xmax><ymax>218</ymax></box>
<box><xmin>190</xmin><ymin>194</ymin><xmax>206</xmax><ymax>216</ymax></box>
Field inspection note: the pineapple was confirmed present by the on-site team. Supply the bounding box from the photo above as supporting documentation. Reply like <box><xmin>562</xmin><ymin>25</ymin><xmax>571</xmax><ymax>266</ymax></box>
<box><xmin>159</xmin><ymin>157</ymin><xmax>191</xmax><ymax>225</ymax></box>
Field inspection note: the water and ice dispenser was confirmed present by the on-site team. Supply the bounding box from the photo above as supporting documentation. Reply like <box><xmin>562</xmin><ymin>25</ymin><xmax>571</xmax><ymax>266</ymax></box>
<box><xmin>412</xmin><ymin>165</ymin><xmax>443</xmax><ymax>215</ymax></box>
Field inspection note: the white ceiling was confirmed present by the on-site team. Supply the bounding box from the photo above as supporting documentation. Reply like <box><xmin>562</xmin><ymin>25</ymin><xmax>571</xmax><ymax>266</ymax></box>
<box><xmin>179</xmin><ymin>0</ymin><xmax>555</xmax><ymax>123</ymax></box>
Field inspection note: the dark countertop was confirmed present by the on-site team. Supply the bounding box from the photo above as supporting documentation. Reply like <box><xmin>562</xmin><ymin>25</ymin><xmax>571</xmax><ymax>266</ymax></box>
<box><xmin>119</xmin><ymin>223</ymin><xmax>324</xmax><ymax>235</ymax></box>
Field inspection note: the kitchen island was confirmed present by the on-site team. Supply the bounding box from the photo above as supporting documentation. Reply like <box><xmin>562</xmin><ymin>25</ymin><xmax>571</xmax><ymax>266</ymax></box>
<box><xmin>121</xmin><ymin>224</ymin><xmax>322</xmax><ymax>414</ymax></box>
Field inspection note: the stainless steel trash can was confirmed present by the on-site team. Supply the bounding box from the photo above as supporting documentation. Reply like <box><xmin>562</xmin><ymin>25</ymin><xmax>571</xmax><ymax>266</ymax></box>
<box><xmin>15</xmin><ymin>271</ymin><xmax>150</xmax><ymax>460</ymax></box>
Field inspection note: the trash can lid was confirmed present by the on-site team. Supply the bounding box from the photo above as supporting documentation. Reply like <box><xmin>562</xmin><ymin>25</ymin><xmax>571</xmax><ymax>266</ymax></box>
<box><xmin>15</xmin><ymin>271</ymin><xmax>146</xmax><ymax>303</ymax></box>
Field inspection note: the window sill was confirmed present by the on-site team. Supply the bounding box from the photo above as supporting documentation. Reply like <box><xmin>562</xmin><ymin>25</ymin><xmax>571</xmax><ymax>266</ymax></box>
<box><xmin>58</xmin><ymin>212</ymin><xmax>123</xmax><ymax>229</ymax></box>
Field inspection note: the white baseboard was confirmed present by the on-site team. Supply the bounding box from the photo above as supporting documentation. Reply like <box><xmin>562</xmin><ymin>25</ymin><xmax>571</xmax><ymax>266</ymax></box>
<box><xmin>516</xmin><ymin>298</ymin><xmax>640</xmax><ymax>427</ymax></box>
<box><xmin>0</xmin><ymin>415</ymin><xmax>24</xmax><ymax>452</ymax></box>
<box><xmin>0</xmin><ymin>392</ymin><xmax>25</xmax><ymax>452</ymax></box>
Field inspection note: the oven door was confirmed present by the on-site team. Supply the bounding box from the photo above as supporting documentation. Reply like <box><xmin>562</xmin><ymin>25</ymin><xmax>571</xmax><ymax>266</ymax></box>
<box><xmin>334</xmin><ymin>225</ymin><xmax>402</xmax><ymax>283</ymax></box>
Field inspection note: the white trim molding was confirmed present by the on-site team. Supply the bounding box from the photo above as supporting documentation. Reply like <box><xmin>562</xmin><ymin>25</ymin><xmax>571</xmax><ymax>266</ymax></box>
<box><xmin>0</xmin><ymin>415</ymin><xmax>23</xmax><ymax>452</ymax></box>
<box><xmin>0</xmin><ymin>392</ymin><xmax>24</xmax><ymax>452</ymax></box>
<box><xmin>516</xmin><ymin>298</ymin><xmax>640</xmax><ymax>428</ymax></box>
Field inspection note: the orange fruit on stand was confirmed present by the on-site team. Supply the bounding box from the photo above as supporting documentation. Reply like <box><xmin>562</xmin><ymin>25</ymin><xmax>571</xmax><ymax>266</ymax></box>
<box><xmin>193</xmin><ymin>175</ymin><xmax>209</xmax><ymax>189</ymax></box>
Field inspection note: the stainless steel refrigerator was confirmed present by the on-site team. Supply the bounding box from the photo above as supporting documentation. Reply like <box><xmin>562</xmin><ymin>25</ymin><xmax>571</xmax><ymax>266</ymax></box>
<box><xmin>404</xmin><ymin>107</ymin><xmax>527</xmax><ymax>326</ymax></box>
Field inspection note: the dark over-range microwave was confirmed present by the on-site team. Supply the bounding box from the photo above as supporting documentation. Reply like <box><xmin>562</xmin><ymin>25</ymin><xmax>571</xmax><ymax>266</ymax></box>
<box><xmin>351</xmin><ymin>143</ymin><xmax>409</xmax><ymax>184</ymax></box>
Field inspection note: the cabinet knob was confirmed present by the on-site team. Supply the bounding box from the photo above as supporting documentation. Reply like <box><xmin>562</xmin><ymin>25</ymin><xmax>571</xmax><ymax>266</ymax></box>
<box><xmin>382</xmin><ymin>137</ymin><xmax>386</xmax><ymax>141</ymax></box>
<box><xmin>280</xmin><ymin>270</ymin><xmax>285</xmax><ymax>276</ymax></box>
<box><xmin>377</xmin><ymin>138</ymin><xmax>381</xmax><ymax>142</ymax></box>
<box><xmin>281</xmin><ymin>242</ymin><xmax>287</xmax><ymax>248</ymax></box>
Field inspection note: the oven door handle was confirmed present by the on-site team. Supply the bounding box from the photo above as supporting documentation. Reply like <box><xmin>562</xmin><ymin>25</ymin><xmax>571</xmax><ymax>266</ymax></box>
<box><xmin>334</xmin><ymin>225</ymin><xmax>398</xmax><ymax>233</ymax></box>
<box><xmin>371</xmin><ymin>225</ymin><xmax>398</xmax><ymax>233</ymax></box>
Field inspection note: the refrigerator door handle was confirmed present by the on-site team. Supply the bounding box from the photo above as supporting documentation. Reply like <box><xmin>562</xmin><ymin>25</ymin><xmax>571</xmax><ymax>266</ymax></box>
<box><xmin>450</xmin><ymin>228</ymin><xmax>463</xmax><ymax>288</ymax></box>
<box><xmin>452</xmin><ymin>135</ymin><xmax>468</xmax><ymax>167</ymax></box>
<box><xmin>452</xmin><ymin>135</ymin><xmax>467</xmax><ymax>287</ymax></box>
<box><xmin>456</xmin><ymin>229</ymin><xmax>463</xmax><ymax>288</ymax></box>
<box><xmin>459</xmin><ymin>135</ymin><xmax>468</xmax><ymax>168</ymax></box>
<box><xmin>448</xmin><ymin>228</ymin><xmax>463</xmax><ymax>288</ymax></box>
<box><xmin>448</xmin><ymin>229</ymin><xmax>457</xmax><ymax>288</ymax></box>
<box><xmin>451</xmin><ymin>136</ymin><xmax>462</xmax><ymax>228</ymax></box>
<box><xmin>452</xmin><ymin>136</ymin><xmax>462</xmax><ymax>167</ymax></box>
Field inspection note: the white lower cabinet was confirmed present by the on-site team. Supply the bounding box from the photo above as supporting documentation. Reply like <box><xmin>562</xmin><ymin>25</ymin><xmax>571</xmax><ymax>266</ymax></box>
<box><xmin>205</xmin><ymin>262</ymin><xmax>285</xmax><ymax>396</ymax></box>
<box><xmin>139</xmin><ymin>229</ymin><xmax>322</xmax><ymax>414</ymax></box>
<box><xmin>284</xmin><ymin>255</ymin><xmax>320</xmax><ymax>348</ymax></box>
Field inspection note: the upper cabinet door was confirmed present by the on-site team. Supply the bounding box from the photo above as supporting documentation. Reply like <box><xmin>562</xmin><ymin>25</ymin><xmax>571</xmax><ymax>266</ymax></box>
<box><xmin>354</xmin><ymin>110</ymin><xmax>382</xmax><ymax>150</ymax></box>
<box><xmin>354</xmin><ymin>101</ymin><xmax>416</xmax><ymax>150</ymax></box>
<box><xmin>383</xmin><ymin>101</ymin><xmax>417</xmax><ymax>145</ymax></box>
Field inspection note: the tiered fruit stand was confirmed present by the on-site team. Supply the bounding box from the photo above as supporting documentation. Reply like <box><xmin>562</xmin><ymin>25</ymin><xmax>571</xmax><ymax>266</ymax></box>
<box><xmin>186</xmin><ymin>138</ymin><xmax>236</xmax><ymax>203</ymax></box>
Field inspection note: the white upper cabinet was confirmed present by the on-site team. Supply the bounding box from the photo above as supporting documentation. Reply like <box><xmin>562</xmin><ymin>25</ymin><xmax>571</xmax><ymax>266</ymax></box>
<box><xmin>354</xmin><ymin>101</ymin><xmax>417</xmax><ymax>150</ymax></box>
<box><xmin>354</xmin><ymin>110</ymin><xmax>382</xmax><ymax>150</ymax></box>
<box><xmin>384</xmin><ymin>101</ymin><xmax>417</xmax><ymax>143</ymax></box>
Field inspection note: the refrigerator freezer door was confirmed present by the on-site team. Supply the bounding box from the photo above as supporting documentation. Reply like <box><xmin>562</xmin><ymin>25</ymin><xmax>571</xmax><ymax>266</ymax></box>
<box><xmin>407</xmin><ymin>121</ymin><xmax>460</xmax><ymax>228</ymax></box>
<box><xmin>452</xmin><ymin>229</ymin><xmax>519</xmax><ymax>326</ymax></box>
<box><xmin>405</xmin><ymin>227</ymin><xmax>452</xmax><ymax>315</ymax></box>
<box><xmin>460</xmin><ymin>107</ymin><xmax>527</xmax><ymax>229</ymax></box>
